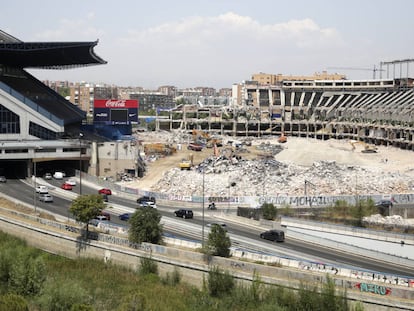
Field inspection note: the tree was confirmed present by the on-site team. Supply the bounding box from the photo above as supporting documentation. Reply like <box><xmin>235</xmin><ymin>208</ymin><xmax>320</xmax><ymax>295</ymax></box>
<box><xmin>261</xmin><ymin>202</ymin><xmax>277</xmax><ymax>220</ymax></box>
<box><xmin>69</xmin><ymin>194</ymin><xmax>105</xmax><ymax>235</ymax></box>
<box><xmin>205</xmin><ymin>224</ymin><xmax>231</xmax><ymax>257</ymax></box>
<box><xmin>129</xmin><ymin>208</ymin><xmax>163</xmax><ymax>244</ymax></box>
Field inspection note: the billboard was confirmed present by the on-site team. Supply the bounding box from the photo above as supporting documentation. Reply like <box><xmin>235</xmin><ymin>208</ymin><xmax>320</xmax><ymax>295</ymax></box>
<box><xmin>93</xmin><ymin>99</ymin><xmax>138</xmax><ymax>125</ymax></box>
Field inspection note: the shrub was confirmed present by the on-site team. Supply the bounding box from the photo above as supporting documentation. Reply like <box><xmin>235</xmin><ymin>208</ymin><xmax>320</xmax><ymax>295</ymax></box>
<box><xmin>207</xmin><ymin>266</ymin><xmax>234</xmax><ymax>297</ymax></box>
<box><xmin>139</xmin><ymin>256</ymin><xmax>158</xmax><ymax>276</ymax></box>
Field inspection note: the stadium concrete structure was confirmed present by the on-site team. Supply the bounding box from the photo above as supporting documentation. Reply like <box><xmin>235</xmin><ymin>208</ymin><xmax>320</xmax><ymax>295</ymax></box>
<box><xmin>0</xmin><ymin>30</ymin><xmax>107</xmax><ymax>177</ymax></box>
<box><xmin>158</xmin><ymin>72</ymin><xmax>414</xmax><ymax>151</ymax></box>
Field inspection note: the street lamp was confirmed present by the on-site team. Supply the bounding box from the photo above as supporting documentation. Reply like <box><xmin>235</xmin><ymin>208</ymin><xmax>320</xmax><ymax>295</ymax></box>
<box><xmin>33</xmin><ymin>159</ymin><xmax>37</xmax><ymax>214</ymax></box>
<box><xmin>79</xmin><ymin>133</ymin><xmax>83</xmax><ymax>195</ymax></box>
<box><xmin>202</xmin><ymin>168</ymin><xmax>205</xmax><ymax>248</ymax></box>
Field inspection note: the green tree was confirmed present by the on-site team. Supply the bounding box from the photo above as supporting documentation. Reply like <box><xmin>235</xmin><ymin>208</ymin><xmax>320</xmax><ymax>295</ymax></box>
<box><xmin>69</xmin><ymin>194</ymin><xmax>105</xmax><ymax>235</ymax></box>
<box><xmin>261</xmin><ymin>202</ymin><xmax>277</xmax><ymax>220</ymax></box>
<box><xmin>205</xmin><ymin>224</ymin><xmax>231</xmax><ymax>257</ymax></box>
<box><xmin>129</xmin><ymin>208</ymin><xmax>163</xmax><ymax>244</ymax></box>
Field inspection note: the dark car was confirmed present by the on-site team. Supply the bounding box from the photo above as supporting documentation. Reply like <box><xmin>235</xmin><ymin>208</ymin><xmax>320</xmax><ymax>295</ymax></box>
<box><xmin>137</xmin><ymin>196</ymin><xmax>156</xmax><ymax>204</ymax></box>
<box><xmin>119</xmin><ymin>213</ymin><xmax>131</xmax><ymax>221</ymax></box>
<box><xmin>260</xmin><ymin>230</ymin><xmax>285</xmax><ymax>242</ymax></box>
<box><xmin>174</xmin><ymin>209</ymin><xmax>194</xmax><ymax>219</ymax></box>
<box><xmin>208</xmin><ymin>202</ymin><xmax>216</xmax><ymax>210</ymax></box>
<box><xmin>375</xmin><ymin>200</ymin><xmax>393</xmax><ymax>208</ymax></box>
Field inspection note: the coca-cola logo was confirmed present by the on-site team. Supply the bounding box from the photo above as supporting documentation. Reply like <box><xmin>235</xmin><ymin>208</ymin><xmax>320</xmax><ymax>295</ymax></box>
<box><xmin>105</xmin><ymin>100</ymin><xmax>126</xmax><ymax>108</ymax></box>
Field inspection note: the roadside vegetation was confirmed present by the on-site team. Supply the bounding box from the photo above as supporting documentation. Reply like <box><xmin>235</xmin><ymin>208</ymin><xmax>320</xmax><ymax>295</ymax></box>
<box><xmin>0</xmin><ymin>231</ymin><xmax>364</xmax><ymax>311</ymax></box>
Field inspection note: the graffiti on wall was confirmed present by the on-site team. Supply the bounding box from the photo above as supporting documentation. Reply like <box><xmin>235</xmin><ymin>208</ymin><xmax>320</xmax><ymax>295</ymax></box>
<box><xmin>354</xmin><ymin>283</ymin><xmax>392</xmax><ymax>295</ymax></box>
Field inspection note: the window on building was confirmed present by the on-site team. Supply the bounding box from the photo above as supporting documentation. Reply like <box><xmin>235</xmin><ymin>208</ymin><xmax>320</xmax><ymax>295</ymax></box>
<box><xmin>0</xmin><ymin>104</ymin><xmax>20</xmax><ymax>134</ymax></box>
<box><xmin>29</xmin><ymin>121</ymin><xmax>57</xmax><ymax>140</ymax></box>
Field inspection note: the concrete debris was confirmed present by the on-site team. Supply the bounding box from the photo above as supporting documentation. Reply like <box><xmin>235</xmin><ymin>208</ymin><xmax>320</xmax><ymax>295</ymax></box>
<box><xmin>363</xmin><ymin>214</ymin><xmax>407</xmax><ymax>226</ymax></box>
<box><xmin>136</xmin><ymin>130</ymin><xmax>414</xmax><ymax>198</ymax></box>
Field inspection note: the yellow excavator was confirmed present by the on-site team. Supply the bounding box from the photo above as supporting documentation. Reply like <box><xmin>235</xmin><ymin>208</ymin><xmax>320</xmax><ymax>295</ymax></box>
<box><xmin>179</xmin><ymin>154</ymin><xmax>193</xmax><ymax>170</ymax></box>
<box><xmin>349</xmin><ymin>140</ymin><xmax>378</xmax><ymax>153</ymax></box>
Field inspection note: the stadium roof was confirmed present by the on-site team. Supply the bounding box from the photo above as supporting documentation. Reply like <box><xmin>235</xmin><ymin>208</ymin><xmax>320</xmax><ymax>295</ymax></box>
<box><xmin>0</xmin><ymin>30</ymin><xmax>107</xmax><ymax>69</ymax></box>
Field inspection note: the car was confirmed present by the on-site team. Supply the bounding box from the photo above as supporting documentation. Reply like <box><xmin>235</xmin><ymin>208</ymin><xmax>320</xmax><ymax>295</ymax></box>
<box><xmin>174</xmin><ymin>209</ymin><xmax>194</xmax><ymax>219</ymax></box>
<box><xmin>206</xmin><ymin>223</ymin><xmax>227</xmax><ymax>231</ymax></box>
<box><xmin>44</xmin><ymin>173</ymin><xmax>52</xmax><ymax>180</ymax></box>
<box><xmin>136</xmin><ymin>196</ymin><xmax>156</xmax><ymax>204</ymax></box>
<box><xmin>66</xmin><ymin>178</ymin><xmax>77</xmax><ymax>186</ymax></box>
<box><xmin>35</xmin><ymin>185</ymin><xmax>48</xmax><ymax>194</ymax></box>
<box><xmin>61</xmin><ymin>183</ymin><xmax>73</xmax><ymax>190</ymax></box>
<box><xmin>187</xmin><ymin>143</ymin><xmax>203</xmax><ymax>151</ymax></box>
<box><xmin>260</xmin><ymin>230</ymin><xmax>285</xmax><ymax>242</ymax></box>
<box><xmin>0</xmin><ymin>176</ymin><xmax>6</xmax><ymax>183</ymax></box>
<box><xmin>98</xmin><ymin>188</ymin><xmax>112</xmax><ymax>195</ymax></box>
<box><xmin>375</xmin><ymin>200</ymin><xmax>393</xmax><ymax>208</ymax></box>
<box><xmin>53</xmin><ymin>171</ymin><xmax>65</xmax><ymax>179</ymax></box>
<box><xmin>208</xmin><ymin>202</ymin><xmax>217</xmax><ymax>210</ymax></box>
<box><xmin>100</xmin><ymin>211</ymin><xmax>111</xmax><ymax>221</ymax></box>
<box><xmin>139</xmin><ymin>201</ymin><xmax>157</xmax><ymax>208</ymax></box>
<box><xmin>119</xmin><ymin>213</ymin><xmax>131</xmax><ymax>221</ymax></box>
<box><xmin>95</xmin><ymin>215</ymin><xmax>109</xmax><ymax>221</ymax></box>
<box><xmin>39</xmin><ymin>193</ymin><xmax>53</xmax><ymax>202</ymax></box>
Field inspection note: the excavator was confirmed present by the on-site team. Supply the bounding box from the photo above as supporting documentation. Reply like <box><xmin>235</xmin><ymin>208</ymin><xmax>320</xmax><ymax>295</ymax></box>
<box><xmin>179</xmin><ymin>154</ymin><xmax>193</xmax><ymax>170</ymax></box>
<box><xmin>349</xmin><ymin>140</ymin><xmax>378</xmax><ymax>153</ymax></box>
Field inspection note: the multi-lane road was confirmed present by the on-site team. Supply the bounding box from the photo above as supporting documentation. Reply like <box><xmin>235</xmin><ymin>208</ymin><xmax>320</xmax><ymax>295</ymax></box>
<box><xmin>0</xmin><ymin>177</ymin><xmax>413</xmax><ymax>278</ymax></box>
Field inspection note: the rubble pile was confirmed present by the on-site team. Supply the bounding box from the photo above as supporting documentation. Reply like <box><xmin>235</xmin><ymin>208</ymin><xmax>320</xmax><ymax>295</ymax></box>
<box><xmin>137</xmin><ymin>130</ymin><xmax>414</xmax><ymax>197</ymax></box>
<box><xmin>363</xmin><ymin>214</ymin><xmax>408</xmax><ymax>226</ymax></box>
<box><xmin>151</xmin><ymin>157</ymin><xmax>413</xmax><ymax>197</ymax></box>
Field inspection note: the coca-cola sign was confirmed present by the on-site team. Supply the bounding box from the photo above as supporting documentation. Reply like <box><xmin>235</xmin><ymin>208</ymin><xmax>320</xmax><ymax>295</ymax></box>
<box><xmin>94</xmin><ymin>99</ymin><xmax>138</xmax><ymax>108</ymax></box>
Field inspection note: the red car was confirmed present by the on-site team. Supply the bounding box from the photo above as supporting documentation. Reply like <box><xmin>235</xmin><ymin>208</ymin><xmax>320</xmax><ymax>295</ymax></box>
<box><xmin>61</xmin><ymin>183</ymin><xmax>73</xmax><ymax>190</ymax></box>
<box><xmin>98</xmin><ymin>188</ymin><xmax>112</xmax><ymax>195</ymax></box>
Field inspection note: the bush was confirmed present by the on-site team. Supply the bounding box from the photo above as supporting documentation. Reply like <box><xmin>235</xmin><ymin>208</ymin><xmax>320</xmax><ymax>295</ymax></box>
<box><xmin>161</xmin><ymin>267</ymin><xmax>181</xmax><ymax>286</ymax></box>
<box><xmin>207</xmin><ymin>266</ymin><xmax>235</xmax><ymax>297</ymax></box>
<box><xmin>261</xmin><ymin>203</ymin><xmax>277</xmax><ymax>220</ymax></box>
<box><xmin>139</xmin><ymin>256</ymin><xmax>158</xmax><ymax>276</ymax></box>
<box><xmin>0</xmin><ymin>293</ymin><xmax>28</xmax><ymax>311</ymax></box>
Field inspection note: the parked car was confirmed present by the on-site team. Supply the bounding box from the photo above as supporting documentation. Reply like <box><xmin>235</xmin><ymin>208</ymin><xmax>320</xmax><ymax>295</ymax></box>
<box><xmin>136</xmin><ymin>196</ymin><xmax>156</xmax><ymax>204</ymax></box>
<box><xmin>119</xmin><ymin>213</ymin><xmax>131</xmax><ymax>221</ymax></box>
<box><xmin>174</xmin><ymin>209</ymin><xmax>194</xmax><ymax>219</ymax></box>
<box><xmin>0</xmin><ymin>176</ymin><xmax>6</xmax><ymax>183</ymax></box>
<box><xmin>39</xmin><ymin>193</ymin><xmax>53</xmax><ymax>203</ymax></box>
<box><xmin>375</xmin><ymin>200</ymin><xmax>393</xmax><ymax>208</ymax></box>
<box><xmin>98</xmin><ymin>188</ymin><xmax>112</xmax><ymax>195</ymax></box>
<box><xmin>187</xmin><ymin>143</ymin><xmax>203</xmax><ymax>151</ymax></box>
<box><xmin>66</xmin><ymin>178</ymin><xmax>77</xmax><ymax>186</ymax></box>
<box><xmin>35</xmin><ymin>185</ymin><xmax>48</xmax><ymax>194</ymax></box>
<box><xmin>260</xmin><ymin>230</ymin><xmax>285</xmax><ymax>242</ymax></box>
<box><xmin>61</xmin><ymin>183</ymin><xmax>73</xmax><ymax>190</ymax></box>
<box><xmin>43</xmin><ymin>173</ymin><xmax>52</xmax><ymax>180</ymax></box>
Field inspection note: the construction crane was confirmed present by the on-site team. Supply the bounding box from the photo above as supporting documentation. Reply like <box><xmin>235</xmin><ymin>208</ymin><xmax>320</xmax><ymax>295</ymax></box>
<box><xmin>327</xmin><ymin>66</ymin><xmax>385</xmax><ymax>79</ymax></box>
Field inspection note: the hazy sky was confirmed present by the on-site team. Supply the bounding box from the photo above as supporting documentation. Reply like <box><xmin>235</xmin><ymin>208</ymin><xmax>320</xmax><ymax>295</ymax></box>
<box><xmin>2</xmin><ymin>0</ymin><xmax>414</xmax><ymax>89</ymax></box>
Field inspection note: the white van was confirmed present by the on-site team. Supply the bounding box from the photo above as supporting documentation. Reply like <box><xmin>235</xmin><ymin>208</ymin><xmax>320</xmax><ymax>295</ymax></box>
<box><xmin>53</xmin><ymin>172</ymin><xmax>64</xmax><ymax>179</ymax></box>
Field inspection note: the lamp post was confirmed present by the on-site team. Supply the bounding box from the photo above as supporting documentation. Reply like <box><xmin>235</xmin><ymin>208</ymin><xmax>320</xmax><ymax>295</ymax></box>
<box><xmin>33</xmin><ymin>159</ymin><xmax>37</xmax><ymax>214</ymax></box>
<box><xmin>202</xmin><ymin>168</ymin><xmax>205</xmax><ymax>248</ymax></box>
<box><xmin>79</xmin><ymin>133</ymin><xmax>83</xmax><ymax>195</ymax></box>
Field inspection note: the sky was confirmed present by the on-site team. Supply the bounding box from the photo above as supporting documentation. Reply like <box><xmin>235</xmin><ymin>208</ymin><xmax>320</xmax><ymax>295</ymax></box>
<box><xmin>2</xmin><ymin>0</ymin><xmax>414</xmax><ymax>90</ymax></box>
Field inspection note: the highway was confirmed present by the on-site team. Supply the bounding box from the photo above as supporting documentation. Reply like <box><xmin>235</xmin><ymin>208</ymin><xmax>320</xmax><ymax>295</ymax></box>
<box><xmin>0</xmin><ymin>178</ymin><xmax>413</xmax><ymax>278</ymax></box>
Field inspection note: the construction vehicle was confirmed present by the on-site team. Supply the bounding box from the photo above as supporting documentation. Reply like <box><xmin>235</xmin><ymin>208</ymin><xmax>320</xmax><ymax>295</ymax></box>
<box><xmin>278</xmin><ymin>132</ymin><xmax>287</xmax><ymax>143</ymax></box>
<box><xmin>349</xmin><ymin>140</ymin><xmax>378</xmax><ymax>153</ymax></box>
<box><xmin>144</xmin><ymin>143</ymin><xmax>176</xmax><ymax>155</ymax></box>
<box><xmin>179</xmin><ymin>154</ymin><xmax>193</xmax><ymax>170</ymax></box>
